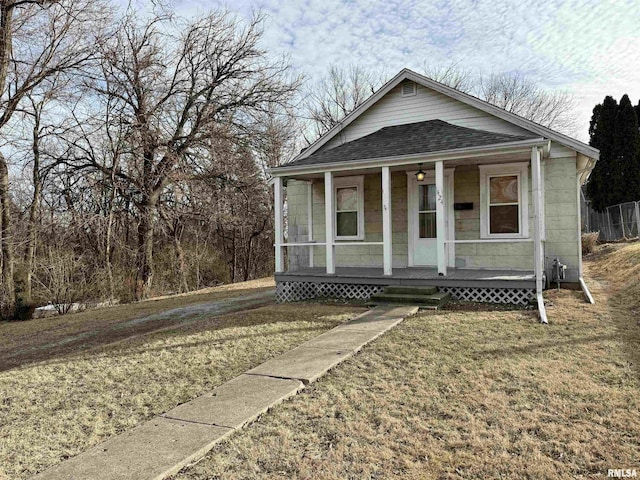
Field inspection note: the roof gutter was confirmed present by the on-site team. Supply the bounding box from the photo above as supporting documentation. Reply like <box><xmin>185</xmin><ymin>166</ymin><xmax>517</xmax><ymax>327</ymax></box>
<box><xmin>270</xmin><ymin>138</ymin><xmax>549</xmax><ymax>177</ymax></box>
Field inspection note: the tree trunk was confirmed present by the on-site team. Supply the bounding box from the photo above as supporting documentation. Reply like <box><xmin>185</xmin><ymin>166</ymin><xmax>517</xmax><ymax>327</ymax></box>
<box><xmin>23</xmin><ymin>113</ymin><xmax>42</xmax><ymax>304</ymax></box>
<box><xmin>243</xmin><ymin>234</ymin><xmax>253</xmax><ymax>282</ymax></box>
<box><xmin>230</xmin><ymin>226</ymin><xmax>236</xmax><ymax>283</ymax></box>
<box><xmin>173</xmin><ymin>229</ymin><xmax>188</xmax><ymax>294</ymax></box>
<box><xmin>0</xmin><ymin>152</ymin><xmax>14</xmax><ymax>315</ymax></box>
<box><xmin>23</xmin><ymin>175</ymin><xmax>39</xmax><ymax>304</ymax></box>
<box><xmin>0</xmin><ymin>2</ymin><xmax>14</xmax><ymax>96</ymax></box>
<box><xmin>194</xmin><ymin>232</ymin><xmax>201</xmax><ymax>290</ymax></box>
<box><xmin>135</xmin><ymin>201</ymin><xmax>155</xmax><ymax>300</ymax></box>
<box><xmin>104</xmin><ymin>188</ymin><xmax>116</xmax><ymax>301</ymax></box>
<box><xmin>0</xmin><ymin>2</ymin><xmax>14</xmax><ymax>316</ymax></box>
<box><xmin>104</xmin><ymin>157</ymin><xmax>119</xmax><ymax>302</ymax></box>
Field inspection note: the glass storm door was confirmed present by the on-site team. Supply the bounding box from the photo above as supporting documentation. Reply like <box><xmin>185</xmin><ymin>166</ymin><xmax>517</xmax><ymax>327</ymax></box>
<box><xmin>413</xmin><ymin>181</ymin><xmax>438</xmax><ymax>265</ymax></box>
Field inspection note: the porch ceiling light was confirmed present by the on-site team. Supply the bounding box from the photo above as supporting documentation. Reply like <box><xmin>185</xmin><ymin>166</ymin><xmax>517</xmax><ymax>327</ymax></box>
<box><xmin>415</xmin><ymin>163</ymin><xmax>426</xmax><ymax>181</ymax></box>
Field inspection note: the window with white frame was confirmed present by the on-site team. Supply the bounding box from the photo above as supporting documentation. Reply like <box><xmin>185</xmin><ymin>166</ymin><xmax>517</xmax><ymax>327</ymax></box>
<box><xmin>334</xmin><ymin>176</ymin><xmax>364</xmax><ymax>240</ymax></box>
<box><xmin>479</xmin><ymin>163</ymin><xmax>529</xmax><ymax>239</ymax></box>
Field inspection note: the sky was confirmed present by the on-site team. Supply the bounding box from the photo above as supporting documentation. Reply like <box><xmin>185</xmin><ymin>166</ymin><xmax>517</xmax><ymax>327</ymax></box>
<box><xmin>173</xmin><ymin>0</ymin><xmax>638</xmax><ymax>141</ymax></box>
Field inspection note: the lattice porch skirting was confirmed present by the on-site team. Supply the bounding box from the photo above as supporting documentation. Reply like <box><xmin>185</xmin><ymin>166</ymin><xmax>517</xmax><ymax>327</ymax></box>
<box><xmin>276</xmin><ymin>281</ymin><xmax>535</xmax><ymax>306</ymax></box>
<box><xmin>276</xmin><ymin>281</ymin><xmax>384</xmax><ymax>303</ymax></box>
<box><xmin>437</xmin><ymin>286</ymin><xmax>535</xmax><ymax>306</ymax></box>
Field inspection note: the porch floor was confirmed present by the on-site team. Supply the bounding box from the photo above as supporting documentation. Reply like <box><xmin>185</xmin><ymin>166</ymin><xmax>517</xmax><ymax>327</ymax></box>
<box><xmin>276</xmin><ymin>267</ymin><xmax>536</xmax><ymax>289</ymax></box>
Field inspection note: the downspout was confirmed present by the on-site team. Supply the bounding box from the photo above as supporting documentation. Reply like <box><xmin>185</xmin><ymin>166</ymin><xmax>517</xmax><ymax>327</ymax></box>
<box><xmin>538</xmin><ymin>141</ymin><xmax>552</xmax><ymax>323</ymax></box>
<box><xmin>577</xmin><ymin>156</ymin><xmax>596</xmax><ymax>304</ymax></box>
<box><xmin>531</xmin><ymin>147</ymin><xmax>547</xmax><ymax>324</ymax></box>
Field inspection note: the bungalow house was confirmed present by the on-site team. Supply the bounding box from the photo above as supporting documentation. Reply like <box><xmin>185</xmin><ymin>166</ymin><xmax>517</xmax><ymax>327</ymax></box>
<box><xmin>268</xmin><ymin>69</ymin><xmax>598</xmax><ymax>323</ymax></box>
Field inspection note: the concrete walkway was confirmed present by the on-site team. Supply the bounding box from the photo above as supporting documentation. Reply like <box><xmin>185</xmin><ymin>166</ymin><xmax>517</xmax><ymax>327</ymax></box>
<box><xmin>33</xmin><ymin>305</ymin><xmax>418</xmax><ymax>480</ymax></box>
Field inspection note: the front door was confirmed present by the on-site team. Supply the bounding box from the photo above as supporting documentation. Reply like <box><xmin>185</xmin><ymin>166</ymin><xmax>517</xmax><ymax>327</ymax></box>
<box><xmin>413</xmin><ymin>181</ymin><xmax>438</xmax><ymax>265</ymax></box>
<box><xmin>408</xmin><ymin>170</ymin><xmax>453</xmax><ymax>267</ymax></box>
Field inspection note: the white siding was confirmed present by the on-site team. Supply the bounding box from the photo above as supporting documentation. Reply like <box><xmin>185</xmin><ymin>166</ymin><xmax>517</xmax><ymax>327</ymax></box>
<box><xmin>323</xmin><ymin>81</ymin><xmax>535</xmax><ymax>151</ymax></box>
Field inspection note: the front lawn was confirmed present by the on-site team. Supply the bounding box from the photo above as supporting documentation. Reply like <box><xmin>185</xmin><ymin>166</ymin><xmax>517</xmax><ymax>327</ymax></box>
<box><xmin>0</xmin><ymin>290</ymin><xmax>365</xmax><ymax>479</ymax></box>
<box><xmin>172</xmin><ymin>244</ymin><xmax>640</xmax><ymax>479</ymax></box>
<box><xmin>0</xmin><ymin>278</ymin><xmax>275</xmax><ymax>369</ymax></box>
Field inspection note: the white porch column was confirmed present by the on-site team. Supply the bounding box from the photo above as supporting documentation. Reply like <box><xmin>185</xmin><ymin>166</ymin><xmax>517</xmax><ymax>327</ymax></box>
<box><xmin>274</xmin><ymin>176</ymin><xmax>284</xmax><ymax>273</ymax></box>
<box><xmin>531</xmin><ymin>147</ymin><xmax>548</xmax><ymax>323</ymax></box>
<box><xmin>435</xmin><ymin>161</ymin><xmax>447</xmax><ymax>276</ymax></box>
<box><xmin>307</xmin><ymin>181</ymin><xmax>314</xmax><ymax>268</ymax></box>
<box><xmin>382</xmin><ymin>166</ymin><xmax>393</xmax><ymax>276</ymax></box>
<box><xmin>324</xmin><ymin>171</ymin><xmax>335</xmax><ymax>274</ymax></box>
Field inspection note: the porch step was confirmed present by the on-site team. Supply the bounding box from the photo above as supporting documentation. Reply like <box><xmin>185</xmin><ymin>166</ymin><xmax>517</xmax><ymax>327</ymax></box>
<box><xmin>368</xmin><ymin>291</ymin><xmax>451</xmax><ymax>308</ymax></box>
<box><xmin>382</xmin><ymin>285</ymin><xmax>438</xmax><ymax>296</ymax></box>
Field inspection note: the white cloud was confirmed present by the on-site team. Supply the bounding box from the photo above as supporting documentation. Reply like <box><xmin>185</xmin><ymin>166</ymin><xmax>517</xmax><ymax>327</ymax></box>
<box><xmin>173</xmin><ymin>0</ymin><xmax>640</xmax><ymax>141</ymax></box>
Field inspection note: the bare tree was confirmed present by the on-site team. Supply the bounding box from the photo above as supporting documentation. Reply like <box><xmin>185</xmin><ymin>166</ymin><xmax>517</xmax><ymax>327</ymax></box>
<box><xmin>420</xmin><ymin>61</ymin><xmax>474</xmax><ymax>92</ymax></box>
<box><xmin>306</xmin><ymin>65</ymin><xmax>383</xmax><ymax>140</ymax></box>
<box><xmin>478</xmin><ymin>72</ymin><xmax>578</xmax><ymax>135</ymax></box>
<box><xmin>0</xmin><ymin>0</ymin><xmax>109</xmax><ymax>315</ymax></box>
<box><xmin>62</xmin><ymin>9</ymin><xmax>299</xmax><ymax>299</ymax></box>
<box><xmin>252</xmin><ymin>106</ymin><xmax>301</xmax><ymax>169</ymax></box>
<box><xmin>21</xmin><ymin>90</ymin><xmax>48</xmax><ymax>303</ymax></box>
<box><xmin>419</xmin><ymin>63</ymin><xmax>577</xmax><ymax>134</ymax></box>
<box><xmin>208</xmin><ymin>141</ymin><xmax>272</xmax><ymax>282</ymax></box>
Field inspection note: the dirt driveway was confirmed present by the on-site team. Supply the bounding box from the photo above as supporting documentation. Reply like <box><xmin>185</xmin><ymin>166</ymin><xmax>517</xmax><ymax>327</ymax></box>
<box><xmin>0</xmin><ymin>279</ymin><xmax>275</xmax><ymax>372</ymax></box>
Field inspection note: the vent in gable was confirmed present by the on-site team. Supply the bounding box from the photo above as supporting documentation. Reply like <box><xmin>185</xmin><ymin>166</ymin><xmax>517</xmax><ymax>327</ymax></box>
<box><xmin>401</xmin><ymin>81</ymin><xmax>417</xmax><ymax>97</ymax></box>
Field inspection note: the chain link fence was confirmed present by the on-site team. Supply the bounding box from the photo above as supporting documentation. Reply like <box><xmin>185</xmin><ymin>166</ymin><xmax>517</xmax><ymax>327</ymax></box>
<box><xmin>581</xmin><ymin>191</ymin><xmax>640</xmax><ymax>241</ymax></box>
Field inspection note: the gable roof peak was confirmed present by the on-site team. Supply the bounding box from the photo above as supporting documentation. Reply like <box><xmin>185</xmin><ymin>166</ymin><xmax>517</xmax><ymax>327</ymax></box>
<box><xmin>294</xmin><ymin>67</ymin><xmax>599</xmax><ymax>162</ymax></box>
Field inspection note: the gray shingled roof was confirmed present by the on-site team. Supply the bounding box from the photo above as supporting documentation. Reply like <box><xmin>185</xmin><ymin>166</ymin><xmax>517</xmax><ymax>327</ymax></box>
<box><xmin>286</xmin><ymin>120</ymin><xmax>538</xmax><ymax>167</ymax></box>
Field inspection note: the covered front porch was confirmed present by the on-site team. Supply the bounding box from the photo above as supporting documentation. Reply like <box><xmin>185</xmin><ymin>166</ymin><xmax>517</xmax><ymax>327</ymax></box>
<box><xmin>271</xmin><ymin>121</ymin><xmax>549</xmax><ymax>319</ymax></box>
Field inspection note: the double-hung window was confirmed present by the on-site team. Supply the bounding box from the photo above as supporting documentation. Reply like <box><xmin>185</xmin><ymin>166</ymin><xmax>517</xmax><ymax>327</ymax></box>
<box><xmin>479</xmin><ymin>163</ymin><xmax>529</xmax><ymax>239</ymax></box>
<box><xmin>334</xmin><ymin>176</ymin><xmax>364</xmax><ymax>240</ymax></box>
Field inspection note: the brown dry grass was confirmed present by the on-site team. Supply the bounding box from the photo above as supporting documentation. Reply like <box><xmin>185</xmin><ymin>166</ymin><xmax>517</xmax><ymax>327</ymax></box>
<box><xmin>588</xmin><ymin>241</ymin><xmax>640</xmax><ymax>315</ymax></box>
<box><xmin>0</xmin><ymin>278</ymin><xmax>275</xmax><ymax>369</ymax></box>
<box><xmin>172</xmin><ymin>244</ymin><xmax>640</xmax><ymax>480</ymax></box>
<box><xmin>0</xmin><ymin>284</ymin><xmax>364</xmax><ymax>480</ymax></box>
<box><xmin>581</xmin><ymin>231</ymin><xmax>600</xmax><ymax>255</ymax></box>
<box><xmin>0</xmin><ymin>277</ymin><xmax>274</xmax><ymax>349</ymax></box>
